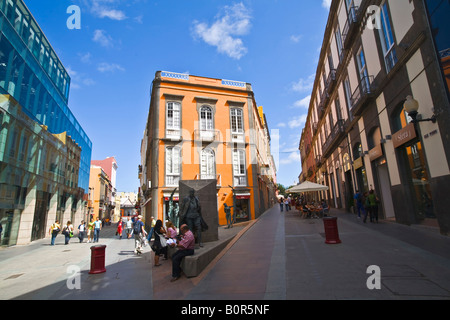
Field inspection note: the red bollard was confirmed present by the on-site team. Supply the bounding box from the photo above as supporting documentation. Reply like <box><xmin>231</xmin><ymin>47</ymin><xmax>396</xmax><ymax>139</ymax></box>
<box><xmin>323</xmin><ymin>217</ymin><xmax>341</xmax><ymax>244</ymax></box>
<box><xmin>89</xmin><ymin>245</ymin><xmax>107</xmax><ymax>274</ymax></box>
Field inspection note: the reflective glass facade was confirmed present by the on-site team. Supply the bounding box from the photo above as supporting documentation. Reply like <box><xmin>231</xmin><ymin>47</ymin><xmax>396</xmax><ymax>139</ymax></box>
<box><xmin>0</xmin><ymin>0</ymin><xmax>92</xmax><ymax>192</ymax></box>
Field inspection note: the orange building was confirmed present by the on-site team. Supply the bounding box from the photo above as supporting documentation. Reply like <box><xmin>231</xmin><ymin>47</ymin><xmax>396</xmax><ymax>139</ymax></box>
<box><xmin>139</xmin><ymin>71</ymin><xmax>277</xmax><ymax>226</ymax></box>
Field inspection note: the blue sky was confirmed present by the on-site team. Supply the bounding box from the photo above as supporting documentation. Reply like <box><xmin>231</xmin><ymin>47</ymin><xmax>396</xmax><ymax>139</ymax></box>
<box><xmin>25</xmin><ymin>0</ymin><xmax>331</xmax><ymax>192</ymax></box>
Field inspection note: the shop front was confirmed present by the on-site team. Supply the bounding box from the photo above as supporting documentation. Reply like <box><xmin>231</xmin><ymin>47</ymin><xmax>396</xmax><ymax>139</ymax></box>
<box><xmin>393</xmin><ymin>123</ymin><xmax>436</xmax><ymax>226</ymax></box>
<box><xmin>163</xmin><ymin>192</ymin><xmax>179</xmax><ymax>225</ymax></box>
<box><xmin>234</xmin><ymin>193</ymin><xmax>251</xmax><ymax>223</ymax></box>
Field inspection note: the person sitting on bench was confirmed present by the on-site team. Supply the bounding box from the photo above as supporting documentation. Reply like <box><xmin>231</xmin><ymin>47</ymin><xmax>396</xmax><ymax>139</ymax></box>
<box><xmin>169</xmin><ymin>224</ymin><xmax>195</xmax><ymax>282</ymax></box>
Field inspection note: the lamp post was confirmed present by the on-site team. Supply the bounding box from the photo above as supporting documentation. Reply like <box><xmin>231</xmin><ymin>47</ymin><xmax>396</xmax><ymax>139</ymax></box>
<box><xmin>403</xmin><ymin>95</ymin><xmax>437</xmax><ymax>124</ymax></box>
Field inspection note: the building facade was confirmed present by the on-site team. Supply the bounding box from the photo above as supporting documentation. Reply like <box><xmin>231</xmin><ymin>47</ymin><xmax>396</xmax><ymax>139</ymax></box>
<box><xmin>139</xmin><ymin>71</ymin><xmax>277</xmax><ymax>226</ymax></box>
<box><xmin>88</xmin><ymin>164</ymin><xmax>114</xmax><ymax>222</ymax></box>
<box><xmin>90</xmin><ymin>157</ymin><xmax>118</xmax><ymax>220</ymax></box>
<box><xmin>0</xmin><ymin>0</ymin><xmax>92</xmax><ymax>245</ymax></box>
<box><xmin>299</xmin><ymin>0</ymin><xmax>450</xmax><ymax>235</ymax></box>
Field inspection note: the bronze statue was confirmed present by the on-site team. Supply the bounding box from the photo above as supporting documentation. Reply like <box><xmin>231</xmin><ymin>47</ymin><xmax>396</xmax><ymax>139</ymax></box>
<box><xmin>224</xmin><ymin>203</ymin><xmax>234</xmax><ymax>229</ymax></box>
<box><xmin>168</xmin><ymin>188</ymin><xmax>178</xmax><ymax>227</ymax></box>
<box><xmin>179</xmin><ymin>188</ymin><xmax>208</xmax><ymax>247</ymax></box>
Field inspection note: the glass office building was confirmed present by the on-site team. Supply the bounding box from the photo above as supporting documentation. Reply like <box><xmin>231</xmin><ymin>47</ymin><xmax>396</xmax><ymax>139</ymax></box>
<box><xmin>0</xmin><ymin>0</ymin><xmax>92</xmax><ymax>245</ymax></box>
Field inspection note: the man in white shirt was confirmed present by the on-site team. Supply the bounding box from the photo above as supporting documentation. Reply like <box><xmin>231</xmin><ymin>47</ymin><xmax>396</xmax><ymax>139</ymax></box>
<box><xmin>93</xmin><ymin>217</ymin><xmax>102</xmax><ymax>242</ymax></box>
<box><xmin>126</xmin><ymin>217</ymin><xmax>133</xmax><ymax>239</ymax></box>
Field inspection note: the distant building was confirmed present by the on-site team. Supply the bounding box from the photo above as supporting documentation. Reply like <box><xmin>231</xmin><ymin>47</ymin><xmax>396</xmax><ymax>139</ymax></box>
<box><xmin>90</xmin><ymin>157</ymin><xmax>118</xmax><ymax>220</ymax></box>
<box><xmin>88</xmin><ymin>165</ymin><xmax>112</xmax><ymax>221</ymax></box>
<box><xmin>299</xmin><ymin>0</ymin><xmax>450</xmax><ymax>235</ymax></box>
<box><xmin>0</xmin><ymin>0</ymin><xmax>92</xmax><ymax>246</ymax></box>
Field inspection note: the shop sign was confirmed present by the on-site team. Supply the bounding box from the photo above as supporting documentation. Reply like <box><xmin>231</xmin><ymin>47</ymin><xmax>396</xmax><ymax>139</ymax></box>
<box><xmin>236</xmin><ymin>193</ymin><xmax>251</xmax><ymax>200</ymax></box>
<box><xmin>393</xmin><ymin>123</ymin><xmax>416</xmax><ymax>148</ymax></box>
<box><xmin>164</xmin><ymin>197</ymin><xmax>179</xmax><ymax>201</ymax></box>
<box><xmin>343</xmin><ymin>153</ymin><xmax>351</xmax><ymax>172</ymax></box>
<box><xmin>353</xmin><ymin>157</ymin><xmax>364</xmax><ymax>169</ymax></box>
<box><xmin>369</xmin><ymin>144</ymin><xmax>383</xmax><ymax>161</ymax></box>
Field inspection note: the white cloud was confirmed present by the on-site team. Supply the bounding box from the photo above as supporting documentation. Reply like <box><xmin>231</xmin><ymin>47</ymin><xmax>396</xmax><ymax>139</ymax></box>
<box><xmin>292</xmin><ymin>74</ymin><xmax>315</xmax><ymax>92</ymax></box>
<box><xmin>276</xmin><ymin>122</ymin><xmax>287</xmax><ymax>128</ymax></box>
<box><xmin>288</xmin><ymin>114</ymin><xmax>307</xmax><ymax>129</ymax></box>
<box><xmin>79</xmin><ymin>52</ymin><xmax>92</xmax><ymax>63</ymax></box>
<box><xmin>192</xmin><ymin>2</ymin><xmax>252</xmax><ymax>60</ymax></box>
<box><xmin>66</xmin><ymin>66</ymin><xmax>96</xmax><ymax>89</ymax></box>
<box><xmin>89</xmin><ymin>0</ymin><xmax>128</xmax><ymax>20</ymax></box>
<box><xmin>97</xmin><ymin>62</ymin><xmax>125</xmax><ymax>73</ymax></box>
<box><xmin>98</xmin><ymin>8</ymin><xmax>127</xmax><ymax>20</ymax></box>
<box><xmin>322</xmin><ymin>0</ymin><xmax>332</xmax><ymax>9</ymax></box>
<box><xmin>93</xmin><ymin>29</ymin><xmax>113</xmax><ymax>47</ymax></box>
<box><xmin>290</xmin><ymin>34</ymin><xmax>302</xmax><ymax>43</ymax></box>
<box><xmin>280</xmin><ymin>152</ymin><xmax>300</xmax><ymax>165</ymax></box>
<box><xmin>293</xmin><ymin>95</ymin><xmax>311</xmax><ymax>109</ymax></box>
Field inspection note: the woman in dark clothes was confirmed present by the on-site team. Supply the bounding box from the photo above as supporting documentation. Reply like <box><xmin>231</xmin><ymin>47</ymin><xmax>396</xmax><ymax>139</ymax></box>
<box><xmin>151</xmin><ymin>219</ymin><xmax>168</xmax><ymax>266</ymax></box>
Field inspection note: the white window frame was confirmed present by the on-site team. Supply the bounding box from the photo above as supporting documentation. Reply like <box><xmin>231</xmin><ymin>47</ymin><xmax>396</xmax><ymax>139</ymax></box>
<box><xmin>230</xmin><ymin>108</ymin><xmax>244</xmax><ymax>134</ymax></box>
<box><xmin>356</xmin><ymin>47</ymin><xmax>370</xmax><ymax>93</ymax></box>
<box><xmin>233</xmin><ymin>149</ymin><xmax>247</xmax><ymax>186</ymax></box>
<box><xmin>200</xmin><ymin>105</ymin><xmax>213</xmax><ymax>131</ymax></box>
<box><xmin>378</xmin><ymin>2</ymin><xmax>397</xmax><ymax>73</ymax></box>
<box><xmin>166</xmin><ymin>102</ymin><xmax>181</xmax><ymax>138</ymax></box>
<box><xmin>200</xmin><ymin>148</ymin><xmax>215</xmax><ymax>180</ymax></box>
<box><xmin>165</xmin><ymin>146</ymin><xmax>181</xmax><ymax>186</ymax></box>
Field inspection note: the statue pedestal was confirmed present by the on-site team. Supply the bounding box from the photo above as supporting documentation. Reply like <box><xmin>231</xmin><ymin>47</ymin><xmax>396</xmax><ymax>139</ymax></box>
<box><xmin>179</xmin><ymin>180</ymin><xmax>218</xmax><ymax>243</ymax></box>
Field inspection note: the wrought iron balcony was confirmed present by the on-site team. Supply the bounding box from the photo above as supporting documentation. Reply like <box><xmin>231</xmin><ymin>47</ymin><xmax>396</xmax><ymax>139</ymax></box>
<box><xmin>342</xmin><ymin>6</ymin><xmax>360</xmax><ymax>49</ymax></box>
<box><xmin>322</xmin><ymin>119</ymin><xmax>345</xmax><ymax>157</ymax></box>
<box><xmin>326</xmin><ymin>69</ymin><xmax>337</xmax><ymax>94</ymax></box>
<box><xmin>351</xmin><ymin>75</ymin><xmax>375</xmax><ymax>117</ymax></box>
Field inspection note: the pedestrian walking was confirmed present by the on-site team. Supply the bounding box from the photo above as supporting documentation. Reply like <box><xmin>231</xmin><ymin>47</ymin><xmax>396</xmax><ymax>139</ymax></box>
<box><xmin>367</xmin><ymin>189</ymin><xmax>380</xmax><ymax>223</ymax></box>
<box><xmin>169</xmin><ymin>224</ymin><xmax>195</xmax><ymax>282</ymax></box>
<box><xmin>126</xmin><ymin>217</ymin><xmax>133</xmax><ymax>239</ymax></box>
<box><xmin>147</xmin><ymin>216</ymin><xmax>155</xmax><ymax>242</ymax></box>
<box><xmin>62</xmin><ymin>221</ymin><xmax>74</xmax><ymax>245</ymax></box>
<box><xmin>117</xmin><ymin>220</ymin><xmax>123</xmax><ymax>239</ymax></box>
<box><xmin>49</xmin><ymin>220</ymin><xmax>61</xmax><ymax>246</ymax></box>
<box><xmin>133</xmin><ymin>215</ymin><xmax>146</xmax><ymax>254</ymax></box>
<box><xmin>284</xmin><ymin>198</ymin><xmax>290</xmax><ymax>211</ymax></box>
<box><xmin>78</xmin><ymin>220</ymin><xmax>86</xmax><ymax>243</ymax></box>
<box><xmin>151</xmin><ymin>219</ymin><xmax>168</xmax><ymax>265</ymax></box>
<box><xmin>354</xmin><ymin>190</ymin><xmax>366</xmax><ymax>219</ymax></box>
<box><xmin>279</xmin><ymin>197</ymin><xmax>284</xmax><ymax>212</ymax></box>
<box><xmin>87</xmin><ymin>218</ymin><xmax>95</xmax><ymax>243</ymax></box>
<box><xmin>93</xmin><ymin>217</ymin><xmax>102</xmax><ymax>242</ymax></box>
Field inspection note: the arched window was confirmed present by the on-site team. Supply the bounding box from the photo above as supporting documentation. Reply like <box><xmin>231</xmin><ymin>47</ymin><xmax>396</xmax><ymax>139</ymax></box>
<box><xmin>368</xmin><ymin>127</ymin><xmax>381</xmax><ymax>150</ymax></box>
<box><xmin>166</xmin><ymin>102</ymin><xmax>181</xmax><ymax>130</ymax></box>
<box><xmin>230</xmin><ymin>108</ymin><xmax>244</xmax><ymax>133</ymax></box>
<box><xmin>200</xmin><ymin>105</ymin><xmax>213</xmax><ymax>131</ymax></box>
<box><xmin>353</xmin><ymin>143</ymin><xmax>362</xmax><ymax>160</ymax></box>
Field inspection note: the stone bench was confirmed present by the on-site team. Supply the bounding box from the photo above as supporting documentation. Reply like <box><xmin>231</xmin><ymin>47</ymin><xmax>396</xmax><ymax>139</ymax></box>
<box><xmin>167</xmin><ymin>237</ymin><xmax>235</xmax><ymax>278</ymax></box>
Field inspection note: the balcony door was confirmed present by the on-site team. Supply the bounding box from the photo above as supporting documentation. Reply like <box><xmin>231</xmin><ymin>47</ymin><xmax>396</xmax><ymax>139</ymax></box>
<box><xmin>356</xmin><ymin>48</ymin><xmax>370</xmax><ymax>94</ymax></box>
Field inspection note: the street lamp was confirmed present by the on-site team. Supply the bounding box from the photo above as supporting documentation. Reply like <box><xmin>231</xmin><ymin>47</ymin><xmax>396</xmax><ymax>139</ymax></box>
<box><xmin>403</xmin><ymin>95</ymin><xmax>437</xmax><ymax>124</ymax></box>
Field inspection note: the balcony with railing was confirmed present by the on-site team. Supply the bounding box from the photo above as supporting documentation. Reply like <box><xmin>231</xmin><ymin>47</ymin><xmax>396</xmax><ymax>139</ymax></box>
<box><xmin>194</xmin><ymin>129</ymin><xmax>221</xmax><ymax>142</ymax></box>
<box><xmin>351</xmin><ymin>75</ymin><xmax>375</xmax><ymax>117</ymax></box>
<box><xmin>326</xmin><ymin>69</ymin><xmax>337</xmax><ymax>94</ymax></box>
<box><xmin>322</xmin><ymin>119</ymin><xmax>345</xmax><ymax>157</ymax></box>
<box><xmin>342</xmin><ymin>6</ymin><xmax>360</xmax><ymax>49</ymax></box>
<box><xmin>195</xmin><ymin>174</ymin><xmax>222</xmax><ymax>187</ymax></box>
<box><xmin>318</xmin><ymin>89</ymin><xmax>330</xmax><ymax>121</ymax></box>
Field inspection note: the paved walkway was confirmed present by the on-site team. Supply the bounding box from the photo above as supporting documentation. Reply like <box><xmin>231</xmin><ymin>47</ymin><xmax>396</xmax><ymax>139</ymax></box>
<box><xmin>1</xmin><ymin>205</ymin><xmax>450</xmax><ymax>300</ymax></box>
